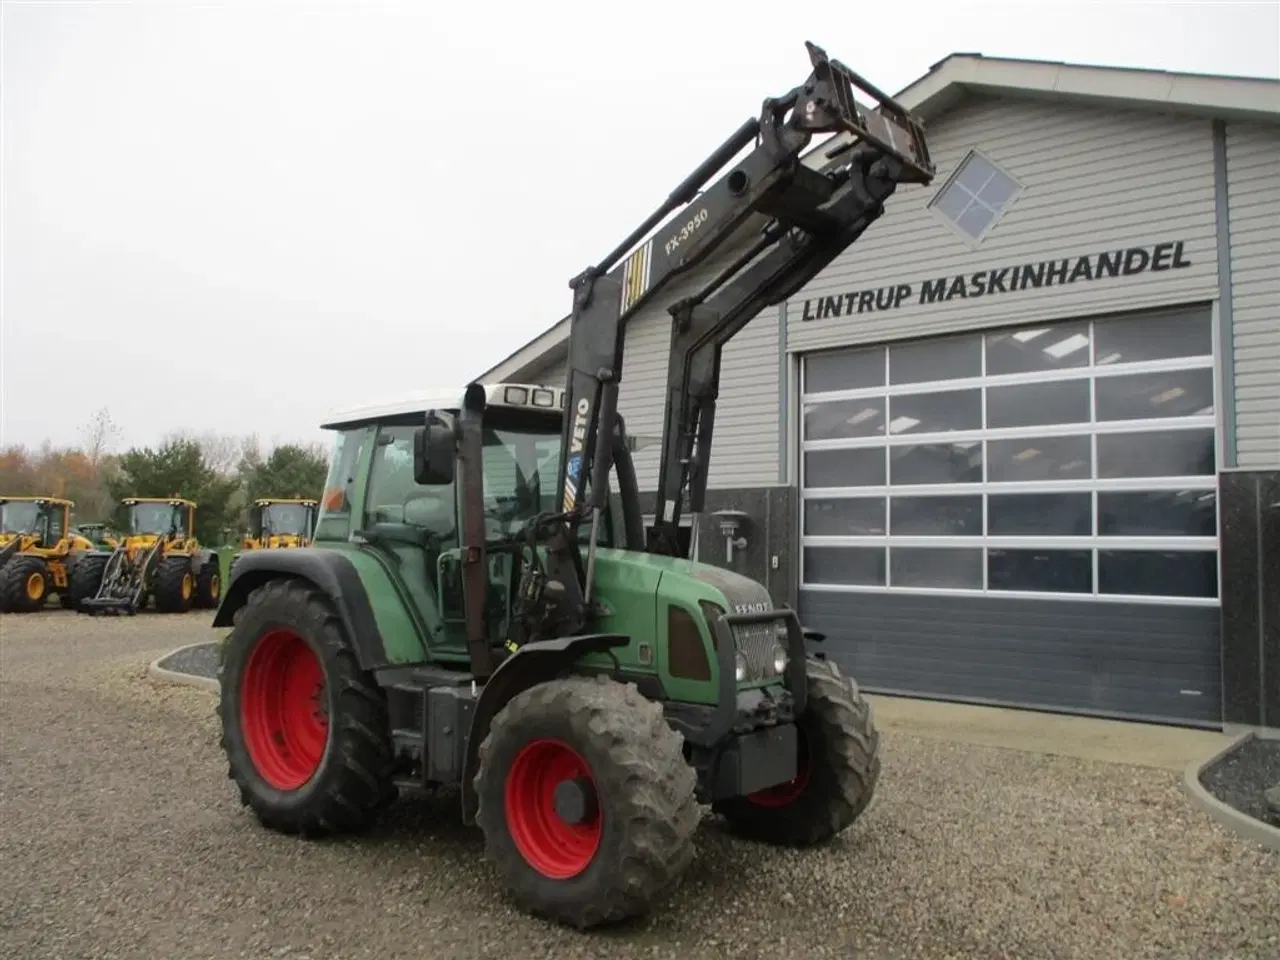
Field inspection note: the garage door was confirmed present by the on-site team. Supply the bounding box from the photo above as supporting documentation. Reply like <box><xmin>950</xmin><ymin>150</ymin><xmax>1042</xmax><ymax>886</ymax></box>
<box><xmin>796</xmin><ymin>304</ymin><xmax>1222</xmax><ymax>726</ymax></box>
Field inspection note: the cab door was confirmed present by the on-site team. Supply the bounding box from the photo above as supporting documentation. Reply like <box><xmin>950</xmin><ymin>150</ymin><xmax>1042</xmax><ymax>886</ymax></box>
<box><xmin>360</xmin><ymin>423</ymin><xmax>460</xmax><ymax>649</ymax></box>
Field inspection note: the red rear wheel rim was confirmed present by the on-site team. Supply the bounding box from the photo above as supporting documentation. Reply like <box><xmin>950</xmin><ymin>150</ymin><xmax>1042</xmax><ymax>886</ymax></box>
<box><xmin>240</xmin><ymin>628</ymin><xmax>328</xmax><ymax>790</ymax></box>
<box><xmin>504</xmin><ymin>739</ymin><xmax>602</xmax><ymax>879</ymax></box>
<box><xmin>747</xmin><ymin>728</ymin><xmax>811</xmax><ymax>808</ymax></box>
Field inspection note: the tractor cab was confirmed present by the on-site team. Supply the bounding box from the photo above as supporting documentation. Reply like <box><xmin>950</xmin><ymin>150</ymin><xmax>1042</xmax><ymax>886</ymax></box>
<box><xmin>312</xmin><ymin>383</ymin><xmax>603</xmax><ymax>661</ymax></box>
<box><xmin>74</xmin><ymin>523</ymin><xmax>119</xmax><ymax>550</ymax></box>
<box><xmin>123</xmin><ymin>498</ymin><xmax>194</xmax><ymax>543</ymax></box>
<box><xmin>0</xmin><ymin>496</ymin><xmax>70</xmax><ymax>548</ymax></box>
<box><xmin>246</xmin><ymin>498</ymin><xmax>318</xmax><ymax>549</ymax></box>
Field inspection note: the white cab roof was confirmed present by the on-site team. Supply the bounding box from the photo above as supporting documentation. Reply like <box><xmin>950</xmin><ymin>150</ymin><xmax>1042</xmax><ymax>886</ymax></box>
<box><xmin>320</xmin><ymin>382</ymin><xmax>566</xmax><ymax>430</ymax></box>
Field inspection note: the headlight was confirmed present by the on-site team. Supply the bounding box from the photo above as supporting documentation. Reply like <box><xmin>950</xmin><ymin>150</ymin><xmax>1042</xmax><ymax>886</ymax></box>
<box><xmin>734</xmin><ymin>652</ymin><xmax>748</xmax><ymax>683</ymax></box>
<box><xmin>772</xmin><ymin>643</ymin><xmax>789</xmax><ymax>676</ymax></box>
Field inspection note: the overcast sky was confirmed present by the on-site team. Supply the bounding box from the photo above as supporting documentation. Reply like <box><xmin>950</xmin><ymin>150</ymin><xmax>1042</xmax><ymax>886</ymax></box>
<box><xmin>3</xmin><ymin>0</ymin><xmax>1278</xmax><ymax>453</ymax></box>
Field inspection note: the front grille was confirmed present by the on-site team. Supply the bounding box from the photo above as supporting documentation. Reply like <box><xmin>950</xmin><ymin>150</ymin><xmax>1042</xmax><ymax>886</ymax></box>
<box><xmin>689</xmin><ymin>566</ymin><xmax>783</xmax><ymax>682</ymax></box>
<box><xmin>732</xmin><ymin>619</ymin><xmax>780</xmax><ymax>680</ymax></box>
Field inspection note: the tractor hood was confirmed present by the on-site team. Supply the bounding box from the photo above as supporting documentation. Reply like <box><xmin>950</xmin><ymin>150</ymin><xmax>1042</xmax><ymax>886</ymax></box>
<box><xmin>586</xmin><ymin>548</ymin><xmax>782</xmax><ymax>701</ymax></box>
<box><xmin>590</xmin><ymin>548</ymin><xmax>774</xmax><ymax>615</ymax></box>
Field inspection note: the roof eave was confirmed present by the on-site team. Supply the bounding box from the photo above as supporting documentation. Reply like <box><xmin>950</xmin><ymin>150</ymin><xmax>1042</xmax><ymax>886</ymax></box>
<box><xmin>908</xmin><ymin>56</ymin><xmax>1280</xmax><ymax>123</ymax></box>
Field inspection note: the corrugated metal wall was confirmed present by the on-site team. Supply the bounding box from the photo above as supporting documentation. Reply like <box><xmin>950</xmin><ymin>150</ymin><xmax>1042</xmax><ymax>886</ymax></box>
<box><xmin>1225</xmin><ymin>121</ymin><xmax>1280</xmax><ymax>468</ymax></box>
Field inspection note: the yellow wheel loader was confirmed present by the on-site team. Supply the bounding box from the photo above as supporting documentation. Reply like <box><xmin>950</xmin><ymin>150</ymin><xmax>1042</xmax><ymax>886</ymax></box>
<box><xmin>76</xmin><ymin>497</ymin><xmax>222</xmax><ymax>615</ymax></box>
<box><xmin>0</xmin><ymin>496</ymin><xmax>98</xmax><ymax>612</ymax></box>
<box><xmin>227</xmin><ymin>498</ymin><xmax>317</xmax><ymax>579</ymax></box>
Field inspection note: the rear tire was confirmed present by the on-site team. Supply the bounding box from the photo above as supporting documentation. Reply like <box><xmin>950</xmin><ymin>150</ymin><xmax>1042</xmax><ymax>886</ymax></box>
<box><xmin>218</xmin><ymin>578</ymin><xmax>396</xmax><ymax>836</ymax></box>
<box><xmin>0</xmin><ymin>556</ymin><xmax>49</xmax><ymax>613</ymax></box>
<box><xmin>713</xmin><ymin>657</ymin><xmax>880</xmax><ymax>847</ymax></box>
<box><xmin>194</xmin><ymin>553</ymin><xmax>221</xmax><ymax>609</ymax></box>
<box><xmin>67</xmin><ymin>553</ymin><xmax>109</xmax><ymax>610</ymax></box>
<box><xmin>152</xmin><ymin>556</ymin><xmax>195</xmax><ymax>613</ymax></box>
<box><xmin>474</xmin><ymin>674</ymin><xmax>699</xmax><ymax>929</ymax></box>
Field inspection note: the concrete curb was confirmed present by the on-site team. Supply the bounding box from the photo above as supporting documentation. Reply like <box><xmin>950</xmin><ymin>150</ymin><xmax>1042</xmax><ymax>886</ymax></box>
<box><xmin>1181</xmin><ymin>730</ymin><xmax>1280</xmax><ymax>853</ymax></box>
<box><xmin>146</xmin><ymin>642</ymin><xmax>220</xmax><ymax>694</ymax></box>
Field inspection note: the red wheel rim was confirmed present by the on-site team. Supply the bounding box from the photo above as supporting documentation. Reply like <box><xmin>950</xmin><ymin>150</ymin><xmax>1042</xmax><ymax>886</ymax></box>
<box><xmin>747</xmin><ymin>728</ymin><xmax>811</xmax><ymax>808</ymax></box>
<box><xmin>240</xmin><ymin>627</ymin><xmax>328</xmax><ymax>790</ymax></box>
<box><xmin>503</xmin><ymin>739</ymin><xmax>602</xmax><ymax>879</ymax></box>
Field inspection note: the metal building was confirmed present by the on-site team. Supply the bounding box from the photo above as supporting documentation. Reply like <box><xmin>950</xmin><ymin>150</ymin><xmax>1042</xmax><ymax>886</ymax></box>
<box><xmin>478</xmin><ymin>55</ymin><xmax>1280</xmax><ymax>731</ymax></box>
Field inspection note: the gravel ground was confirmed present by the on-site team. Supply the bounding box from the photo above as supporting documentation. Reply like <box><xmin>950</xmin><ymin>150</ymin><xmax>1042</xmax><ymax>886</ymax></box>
<box><xmin>1201</xmin><ymin>736</ymin><xmax>1280</xmax><ymax>826</ymax></box>
<box><xmin>157</xmin><ymin>640</ymin><xmax>220</xmax><ymax>680</ymax></box>
<box><xmin>2</xmin><ymin>611</ymin><xmax>1279</xmax><ymax>960</ymax></box>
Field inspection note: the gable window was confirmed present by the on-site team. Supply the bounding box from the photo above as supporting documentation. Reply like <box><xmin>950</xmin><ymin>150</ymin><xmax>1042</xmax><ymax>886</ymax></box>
<box><xmin>928</xmin><ymin>149</ymin><xmax>1023</xmax><ymax>243</ymax></box>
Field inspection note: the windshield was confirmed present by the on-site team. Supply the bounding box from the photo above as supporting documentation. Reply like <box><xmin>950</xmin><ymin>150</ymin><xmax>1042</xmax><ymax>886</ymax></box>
<box><xmin>0</xmin><ymin>502</ymin><xmax>41</xmax><ymax>534</ymax></box>
<box><xmin>482</xmin><ymin>423</ymin><xmax>609</xmax><ymax>546</ymax></box>
<box><xmin>130</xmin><ymin>503</ymin><xmax>183</xmax><ymax>536</ymax></box>
<box><xmin>262</xmin><ymin>504</ymin><xmax>312</xmax><ymax>536</ymax></box>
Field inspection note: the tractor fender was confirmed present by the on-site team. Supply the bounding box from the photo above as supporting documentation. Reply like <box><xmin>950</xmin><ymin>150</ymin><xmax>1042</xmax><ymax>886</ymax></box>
<box><xmin>212</xmin><ymin>548</ymin><xmax>387</xmax><ymax>671</ymax></box>
<box><xmin>459</xmin><ymin>632</ymin><xmax>631</xmax><ymax>825</ymax></box>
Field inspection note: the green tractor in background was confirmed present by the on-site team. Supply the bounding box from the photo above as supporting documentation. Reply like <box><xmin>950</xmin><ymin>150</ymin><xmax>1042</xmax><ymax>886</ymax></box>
<box><xmin>72</xmin><ymin>523</ymin><xmax>120</xmax><ymax>552</ymax></box>
<box><xmin>211</xmin><ymin>43</ymin><xmax>932</xmax><ymax>928</ymax></box>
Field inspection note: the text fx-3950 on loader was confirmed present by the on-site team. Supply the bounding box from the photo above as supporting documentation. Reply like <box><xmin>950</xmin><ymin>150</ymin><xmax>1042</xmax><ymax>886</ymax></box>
<box><xmin>213</xmin><ymin>42</ymin><xmax>933</xmax><ymax>929</ymax></box>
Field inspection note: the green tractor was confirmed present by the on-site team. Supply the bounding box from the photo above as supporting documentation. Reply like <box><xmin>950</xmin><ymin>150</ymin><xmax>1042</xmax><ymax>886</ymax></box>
<box><xmin>72</xmin><ymin>523</ymin><xmax>120</xmax><ymax>551</ymax></box>
<box><xmin>213</xmin><ymin>42</ymin><xmax>933</xmax><ymax>928</ymax></box>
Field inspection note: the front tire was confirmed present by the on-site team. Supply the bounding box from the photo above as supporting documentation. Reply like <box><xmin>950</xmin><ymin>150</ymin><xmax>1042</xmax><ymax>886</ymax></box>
<box><xmin>67</xmin><ymin>553</ymin><xmax>109</xmax><ymax>610</ymax></box>
<box><xmin>474</xmin><ymin>674</ymin><xmax>699</xmax><ymax>929</ymax></box>
<box><xmin>0</xmin><ymin>556</ymin><xmax>49</xmax><ymax>613</ymax></box>
<box><xmin>152</xmin><ymin>556</ymin><xmax>195</xmax><ymax>613</ymax></box>
<box><xmin>713</xmin><ymin>657</ymin><xmax>880</xmax><ymax>847</ymax></box>
<box><xmin>218</xmin><ymin>578</ymin><xmax>396</xmax><ymax>836</ymax></box>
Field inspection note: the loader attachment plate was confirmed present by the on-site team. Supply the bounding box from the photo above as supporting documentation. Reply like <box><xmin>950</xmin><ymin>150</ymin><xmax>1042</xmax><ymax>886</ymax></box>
<box><xmin>806</xmin><ymin>41</ymin><xmax>934</xmax><ymax>183</ymax></box>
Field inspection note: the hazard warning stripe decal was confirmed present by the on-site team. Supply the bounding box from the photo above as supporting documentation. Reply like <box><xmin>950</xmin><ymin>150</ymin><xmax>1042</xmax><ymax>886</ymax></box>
<box><xmin>619</xmin><ymin>239</ymin><xmax>653</xmax><ymax>316</ymax></box>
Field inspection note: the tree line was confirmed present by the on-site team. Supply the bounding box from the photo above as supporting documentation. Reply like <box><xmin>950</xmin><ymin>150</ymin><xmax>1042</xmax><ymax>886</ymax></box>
<box><xmin>0</xmin><ymin>408</ymin><xmax>330</xmax><ymax>545</ymax></box>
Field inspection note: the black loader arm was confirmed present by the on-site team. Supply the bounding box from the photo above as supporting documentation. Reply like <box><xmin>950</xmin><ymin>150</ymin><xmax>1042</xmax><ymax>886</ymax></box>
<box><xmin>548</xmin><ymin>41</ymin><xmax>934</xmax><ymax>581</ymax></box>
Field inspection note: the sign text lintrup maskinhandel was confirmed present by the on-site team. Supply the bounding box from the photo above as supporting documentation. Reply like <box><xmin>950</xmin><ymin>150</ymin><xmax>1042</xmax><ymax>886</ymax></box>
<box><xmin>797</xmin><ymin>240</ymin><xmax>1193</xmax><ymax>322</ymax></box>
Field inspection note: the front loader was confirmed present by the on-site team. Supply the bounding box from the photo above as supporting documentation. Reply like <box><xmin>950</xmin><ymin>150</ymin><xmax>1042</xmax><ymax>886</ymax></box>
<box><xmin>0</xmin><ymin>497</ymin><xmax>98</xmax><ymax>612</ymax></box>
<box><xmin>76</xmin><ymin>497</ymin><xmax>222</xmax><ymax>614</ymax></box>
<box><xmin>212</xmin><ymin>42</ymin><xmax>933</xmax><ymax>929</ymax></box>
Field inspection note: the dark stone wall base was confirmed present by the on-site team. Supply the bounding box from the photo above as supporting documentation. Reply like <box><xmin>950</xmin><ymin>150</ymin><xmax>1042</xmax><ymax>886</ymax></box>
<box><xmin>611</xmin><ymin>486</ymin><xmax>797</xmax><ymax>609</ymax></box>
<box><xmin>1219</xmin><ymin>469</ymin><xmax>1280</xmax><ymax>729</ymax></box>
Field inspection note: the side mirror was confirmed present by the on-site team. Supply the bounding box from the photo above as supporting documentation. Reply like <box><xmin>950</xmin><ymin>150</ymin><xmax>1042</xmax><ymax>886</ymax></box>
<box><xmin>414</xmin><ymin>417</ymin><xmax>457</xmax><ymax>486</ymax></box>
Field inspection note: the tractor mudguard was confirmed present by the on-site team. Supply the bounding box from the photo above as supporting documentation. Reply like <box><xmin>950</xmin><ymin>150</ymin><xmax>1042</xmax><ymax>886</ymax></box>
<box><xmin>212</xmin><ymin>548</ymin><xmax>388</xmax><ymax>671</ymax></box>
<box><xmin>459</xmin><ymin>632</ymin><xmax>631</xmax><ymax>825</ymax></box>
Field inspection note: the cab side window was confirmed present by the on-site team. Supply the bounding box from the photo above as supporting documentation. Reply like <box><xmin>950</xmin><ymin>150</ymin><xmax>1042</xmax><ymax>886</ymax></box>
<box><xmin>316</xmin><ymin>428</ymin><xmax>370</xmax><ymax>541</ymax></box>
<box><xmin>365</xmin><ymin>425</ymin><xmax>457</xmax><ymax>546</ymax></box>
